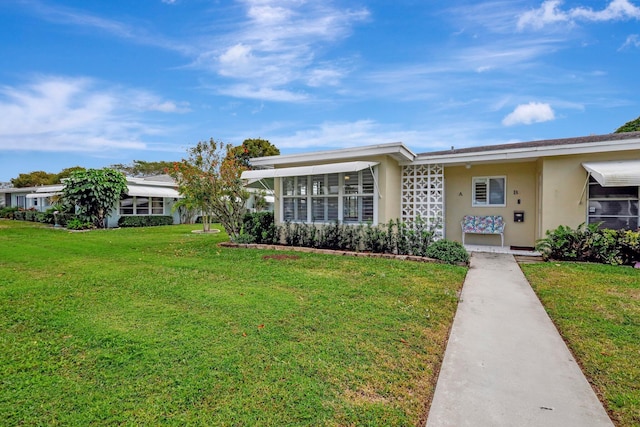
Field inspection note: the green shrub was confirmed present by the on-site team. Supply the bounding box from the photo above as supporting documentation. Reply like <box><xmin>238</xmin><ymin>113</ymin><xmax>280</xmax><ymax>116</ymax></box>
<box><xmin>241</xmin><ymin>212</ymin><xmax>277</xmax><ymax>244</ymax></box>
<box><xmin>536</xmin><ymin>223</ymin><xmax>640</xmax><ymax>266</ymax></box>
<box><xmin>66</xmin><ymin>218</ymin><xmax>94</xmax><ymax>230</ymax></box>
<box><xmin>24</xmin><ymin>210</ymin><xmax>38</xmax><ymax>222</ymax></box>
<box><xmin>234</xmin><ymin>233</ymin><xmax>256</xmax><ymax>244</ymax></box>
<box><xmin>118</xmin><ymin>216</ymin><xmax>174</xmax><ymax>228</ymax></box>
<box><xmin>425</xmin><ymin>240</ymin><xmax>469</xmax><ymax>265</ymax></box>
<box><xmin>619</xmin><ymin>229</ymin><xmax>640</xmax><ymax>265</ymax></box>
<box><xmin>0</xmin><ymin>206</ymin><xmax>18</xmax><ymax>219</ymax></box>
<box><xmin>274</xmin><ymin>217</ymin><xmax>443</xmax><ymax>256</ymax></box>
<box><xmin>35</xmin><ymin>212</ymin><xmax>48</xmax><ymax>223</ymax></box>
<box><xmin>34</xmin><ymin>206</ymin><xmax>62</xmax><ymax>225</ymax></box>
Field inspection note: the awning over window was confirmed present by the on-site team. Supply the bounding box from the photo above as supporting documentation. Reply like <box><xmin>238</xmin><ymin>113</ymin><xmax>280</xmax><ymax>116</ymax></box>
<box><xmin>241</xmin><ymin>161</ymin><xmax>379</xmax><ymax>180</ymax></box>
<box><xmin>25</xmin><ymin>185</ymin><xmax>64</xmax><ymax>198</ymax></box>
<box><xmin>26</xmin><ymin>192</ymin><xmax>60</xmax><ymax>199</ymax></box>
<box><xmin>582</xmin><ymin>160</ymin><xmax>640</xmax><ymax>187</ymax></box>
<box><xmin>125</xmin><ymin>185</ymin><xmax>181</xmax><ymax>198</ymax></box>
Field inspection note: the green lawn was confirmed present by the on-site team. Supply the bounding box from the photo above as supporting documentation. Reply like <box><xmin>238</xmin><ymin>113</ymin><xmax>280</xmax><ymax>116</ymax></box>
<box><xmin>521</xmin><ymin>262</ymin><xmax>640</xmax><ymax>427</ymax></box>
<box><xmin>0</xmin><ymin>220</ymin><xmax>466</xmax><ymax>426</ymax></box>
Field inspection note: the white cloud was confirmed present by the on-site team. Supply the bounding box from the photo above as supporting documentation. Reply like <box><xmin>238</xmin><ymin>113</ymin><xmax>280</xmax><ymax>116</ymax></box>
<box><xmin>307</xmin><ymin>68</ymin><xmax>344</xmax><ymax>87</ymax></box>
<box><xmin>502</xmin><ymin>102</ymin><xmax>555</xmax><ymax>126</ymax></box>
<box><xmin>195</xmin><ymin>0</ymin><xmax>369</xmax><ymax>101</ymax></box>
<box><xmin>0</xmin><ymin>76</ymin><xmax>186</xmax><ymax>152</ymax></box>
<box><xmin>572</xmin><ymin>0</ymin><xmax>640</xmax><ymax>21</ymax></box>
<box><xmin>620</xmin><ymin>34</ymin><xmax>640</xmax><ymax>49</ymax></box>
<box><xmin>161</xmin><ymin>0</ymin><xmax>177</xmax><ymax>4</ymax></box>
<box><xmin>19</xmin><ymin>0</ymin><xmax>191</xmax><ymax>54</ymax></box>
<box><xmin>518</xmin><ymin>0</ymin><xmax>640</xmax><ymax>30</ymax></box>
<box><xmin>217</xmin><ymin>84</ymin><xmax>309</xmax><ymax>102</ymax></box>
<box><xmin>517</xmin><ymin>0</ymin><xmax>569</xmax><ymax>30</ymax></box>
<box><xmin>270</xmin><ymin>120</ymin><xmax>448</xmax><ymax>151</ymax></box>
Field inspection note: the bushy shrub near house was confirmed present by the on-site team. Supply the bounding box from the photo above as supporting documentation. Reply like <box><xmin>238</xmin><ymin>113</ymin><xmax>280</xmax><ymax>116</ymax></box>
<box><xmin>425</xmin><ymin>240</ymin><xmax>470</xmax><ymax>264</ymax></box>
<box><xmin>2</xmin><ymin>205</ymin><xmax>75</xmax><ymax>227</ymax></box>
<box><xmin>536</xmin><ymin>223</ymin><xmax>640</xmax><ymax>266</ymax></box>
<box><xmin>0</xmin><ymin>207</ymin><xmax>18</xmax><ymax>219</ymax></box>
<box><xmin>240</xmin><ymin>211</ymin><xmax>277</xmax><ymax>244</ymax></box>
<box><xmin>118</xmin><ymin>216</ymin><xmax>174</xmax><ymax>228</ymax></box>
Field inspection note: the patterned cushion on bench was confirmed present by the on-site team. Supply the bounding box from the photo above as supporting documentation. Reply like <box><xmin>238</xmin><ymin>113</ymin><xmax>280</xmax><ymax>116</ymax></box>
<box><xmin>462</xmin><ymin>215</ymin><xmax>477</xmax><ymax>233</ymax></box>
<box><xmin>492</xmin><ymin>216</ymin><xmax>504</xmax><ymax>233</ymax></box>
<box><xmin>461</xmin><ymin>215</ymin><xmax>504</xmax><ymax>234</ymax></box>
<box><xmin>474</xmin><ymin>216</ymin><xmax>494</xmax><ymax>233</ymax></box>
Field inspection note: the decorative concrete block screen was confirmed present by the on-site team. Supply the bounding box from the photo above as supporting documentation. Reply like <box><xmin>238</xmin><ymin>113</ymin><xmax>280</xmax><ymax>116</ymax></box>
<box><xmin>401</xmin><ymin>164</ymin><xmax>445</xmax><ymax>239</ymax></box>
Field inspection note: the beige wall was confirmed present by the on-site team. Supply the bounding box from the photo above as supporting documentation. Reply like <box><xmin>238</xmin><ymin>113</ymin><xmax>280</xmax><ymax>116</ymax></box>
<box><xmin>444</xmin><ymin>162</ymin><xmax>538</xmax><ymax>247</ymax></box>
<box><xmin>376</xmin><ymin>155</ymin><xmax>402</xmax><ymax>222</ymax></box>
<box><xmin>539</xmin><ymin>149</ymin><xmax>640</xmax><ymax>235</ymax></box>
<box><xmin>271</xmin><ymin>155</ymin><xmax>403</xmax><ymax>225</ymax></box>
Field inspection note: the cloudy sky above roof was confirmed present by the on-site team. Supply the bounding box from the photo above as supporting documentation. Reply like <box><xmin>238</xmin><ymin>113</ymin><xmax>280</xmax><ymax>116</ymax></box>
<box><xmin>0</xmin><ymin>0</ymin><xmax>639</xmax><ymax>180</ymax></box>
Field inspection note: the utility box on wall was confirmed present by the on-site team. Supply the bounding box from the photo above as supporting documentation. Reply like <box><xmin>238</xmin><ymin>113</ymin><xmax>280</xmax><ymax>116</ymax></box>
<box><xmin>514</xmin><ymin>211</ymin><xmax>524</xmax><ymax>223</ymax></box>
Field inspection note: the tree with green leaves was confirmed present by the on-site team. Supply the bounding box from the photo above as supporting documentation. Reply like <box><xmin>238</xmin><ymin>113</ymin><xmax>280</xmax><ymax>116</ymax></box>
<box><xmin>62</xmin><ymin>168</ymin><xmax>128</xmax><ymax>228</ymax></box>
<box><xmin>110</xmin><ymin>160</ymin><xmax>175</xmax><ymax>177</ymax></box>
<box><xmin>225</xmin><ymin>138</ymin><xmax>280</xmax><ymax>169</ymax></box>
<box><xmin>169</xmin><ymin>138</ymin><xmax>249</xmax><ymax>239</ymax></box>
<box><xmin>10</xmin><ymin>166</ymin><xmax>86</xmax><ymax>188</ymax></box>
<box><xmin>615</xmin><ymin>115</ymin><xmax>640</xmax><ymax>133</ymax></box>
<box><xmin>56</xmin><ymin>166</ymin><xmax>86</xmax><ymax>181</ymax></box>
<box><xmin>11</xmin><ymin>171</ymin><xmax>57</xmax><ymax>188</ymax></box>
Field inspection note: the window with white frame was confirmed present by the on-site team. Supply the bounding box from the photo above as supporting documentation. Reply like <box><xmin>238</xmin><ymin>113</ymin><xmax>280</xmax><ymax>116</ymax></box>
<box><xmin>120</xmin><ymin>196</ymin><xmax>164</xmax><ymax>215</ymax></box>
<box><xmin>282</xmin><ymin>168</ymin><xmax>376</xmax><ymax>223</ymax></box>
<box><xmin>472</xmin><ymin>176</ymin><xmax>506</xmax><ymax>207</ymax></box>
<box><xmin>16</xmin><ymin>195</ymin><xmax>26</xmax><ymax>209</ymax></box>
<box><xmin>587</xmin><ymin>177</ymin><xmax>638</xmax><ymax>230</ymax></box>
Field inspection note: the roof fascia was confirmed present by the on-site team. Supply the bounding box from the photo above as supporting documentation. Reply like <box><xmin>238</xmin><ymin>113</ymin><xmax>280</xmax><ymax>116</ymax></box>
<box><xmin>251</xmin><ymin>142</ymin><xmax>416</xmax><ymax>167</ymax></box>
<box><xmin>404</xmin><ymin>138</ymin><xmax>640</xmax><ymax>166</ymax></box>
<box><xmin>126</xmin><ymin>177</ymin><xmax>177</xmax><ymax>187</ymax></box>
<box><xmin>3</xmin><ymin>185</ymin><xmax>52</xmax><ymax>193</ymax></box>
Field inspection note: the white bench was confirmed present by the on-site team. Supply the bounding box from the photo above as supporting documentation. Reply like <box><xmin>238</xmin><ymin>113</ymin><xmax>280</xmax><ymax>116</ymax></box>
<box><xmin>461</xmin><ymin>215</ymin><xmax>506</xmax><ymax>247</ymax></box>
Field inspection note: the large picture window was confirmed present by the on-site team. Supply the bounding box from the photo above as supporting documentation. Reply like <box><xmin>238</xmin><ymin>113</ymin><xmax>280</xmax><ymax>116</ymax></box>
<box><xmin>120</xmin><ymin>196</ymin><xmax>164</xmax><ymax>215</ymax></box>
<box><xmin>472</xmin><ymin>176</ymin><xmax>506</xmax><ymax>207</ymax></box>
<box><xmin>282</xmin><ymin>168</ymin><xmax>376</xmax><ymax>223</ymax></box>
<box><xmin>587</xmin><ymin>177</ymin><xmax>639</xmax><ymax>230</ymax></box>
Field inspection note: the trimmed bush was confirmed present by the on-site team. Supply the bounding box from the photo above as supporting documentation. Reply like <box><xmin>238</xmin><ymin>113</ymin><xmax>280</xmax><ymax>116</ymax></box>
<box><xmin>118</xmin><ymin>215</ymin><xmax>174</xmax><ymax>228</ymax></box>
<box><xmin>425</xmin><ymin>240</ymin><xmax>470</xmax><ymax>265</ymax></box>
<box><xmin>241</xmin><ymin>212</ymin><xmax>277</xmax><ymax>244</ymax></box>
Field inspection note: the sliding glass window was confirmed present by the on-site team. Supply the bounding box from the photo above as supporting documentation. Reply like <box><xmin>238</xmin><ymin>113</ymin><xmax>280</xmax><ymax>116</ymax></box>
<box><xmin>281</xmin><ymin>168</ymin><xmax>376</xmax><ymax>224</ymax></box>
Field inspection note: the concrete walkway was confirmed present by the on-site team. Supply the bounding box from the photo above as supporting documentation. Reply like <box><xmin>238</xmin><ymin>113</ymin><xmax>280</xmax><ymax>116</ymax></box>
<box><xmin>426</xmin><ymin>252</ymin><xmax>613</xmax><ymax>427</ymax></box>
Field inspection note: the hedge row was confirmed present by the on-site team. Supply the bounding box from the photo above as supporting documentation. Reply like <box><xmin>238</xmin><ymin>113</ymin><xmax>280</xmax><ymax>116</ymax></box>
<box><xmin>118</xmin><ymin>216</ymin><xmax>174</xmax><ymax>228</ymax></box>
<box><xmin>0</xmin><ymin>206</ymin><xmax>74</xmax><ymax>226</ymax></box>
<box><xmin>238</xmin><ymin>212</ymin><xmax>469</xmax><ymax>265</ymax></box>
<box><xmin>1</xmin><ymin>207</ymin><xmax>174</xmax><ymax>229</ymax></box>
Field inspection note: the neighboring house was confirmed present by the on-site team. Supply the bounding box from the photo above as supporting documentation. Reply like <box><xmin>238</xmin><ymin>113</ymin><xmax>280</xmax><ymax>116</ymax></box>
<box><xmin>2</xmin><ymin>186</ymin><xmax>48</xmax><ymax>211</ymax></box>
<box><xmin>1</xmin><ymin>175</ymin><xmax>182</xmax><ymax>227</ymax></box>
<box><xmin>242</xmin><ymin>132</ymin><xmax>640</xmax><ymax>248</ymax></box>
<box><xmin>245</xmin><ymin>178</ymin><xmax>275</xmax><ymax>213</ymax></box>
<box><xmin>106</xmin><ymin>175</ymin><xmax>182</xmax><ymax>227</ymax></box>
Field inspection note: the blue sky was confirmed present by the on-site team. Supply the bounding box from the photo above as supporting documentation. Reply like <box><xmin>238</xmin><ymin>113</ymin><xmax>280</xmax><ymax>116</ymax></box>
<box><xmin>1</xmin><ymin>0</ymin><xmax>639</xmax><ymax>181</ymax></box>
